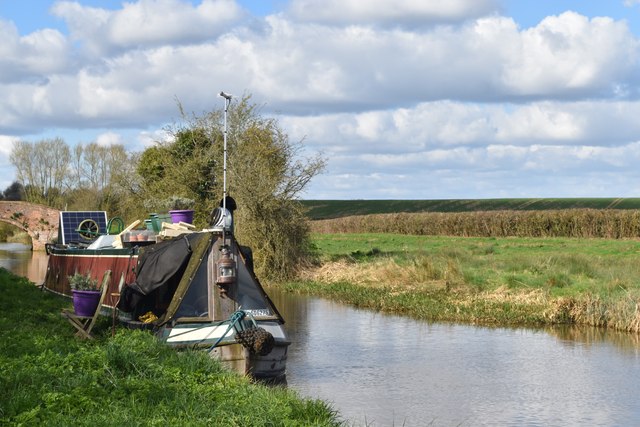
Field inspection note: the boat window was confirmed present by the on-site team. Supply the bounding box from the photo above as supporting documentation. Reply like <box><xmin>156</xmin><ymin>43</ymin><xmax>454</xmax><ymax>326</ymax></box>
<box><xmin>235</xmin><ymin>262</ymin><xmax>275</xmax><ymax>317</ymax></box>
<box><xmin>174</xmin><ymin>259</ymin><xmax>210</xmax><ymax>318</ymax></box>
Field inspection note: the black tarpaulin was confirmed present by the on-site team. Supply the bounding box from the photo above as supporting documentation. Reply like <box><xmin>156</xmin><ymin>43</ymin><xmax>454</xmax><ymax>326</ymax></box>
<box><xmin>117</xmin><ymin>233</ymin><xmax>205</xmax><ymax>314</ymax></box>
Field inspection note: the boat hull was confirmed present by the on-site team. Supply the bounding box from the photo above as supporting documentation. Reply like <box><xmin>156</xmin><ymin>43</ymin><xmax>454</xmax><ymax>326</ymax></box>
<box><xmin>159</xmin><ymin>320</ymin><xmax>289</xmax><ymax>381</ymax></box>
<box><xmin>44</xmin><ymin>245</ymin><xmax>138</xmax><ymax>308</ymax></box>
<box><xmin>209</xmin><ymin>342</ymin><xmax>289</xmax><ymax>382</ymax></box>
<box><xmin>44</xmin><ymin>234</ymin><xmax>291</xmax><ymax>382</ymax></box>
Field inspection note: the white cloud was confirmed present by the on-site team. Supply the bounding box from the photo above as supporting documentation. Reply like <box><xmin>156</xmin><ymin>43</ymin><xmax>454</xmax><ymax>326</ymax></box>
<box><xmin>0</xmin><ymin>136</ymin><xmax>18</xmax><ymax>191</ymax></box>
<box><xmin>52</xmin><ymin>0</ymin><xmax>244</xmax><ymax>54</ymax></box>
<box><xmin>288</xmin><ymin>0</ymin><xmax>499</xmax><ymax>26</ymax></box>
<box><xmin>0</xmin><ymin>2</ymin><xmax>639</xmax><ymax>198</ymax></box>
<box><xmin>137</xmin><ymin>129</ymin><xmax>173</xmax><ymax>148</ymax></box>
<box><xmin>1</xmin><ymin>8</ymin><xmax>637</xmax><ymax>134</ymax></box>
<box><xmin>501</xmin><ymin>12</ymin><xmax>639</xmax><ymax>95</ymax></box>
<box><xmin>283</xmin><ymin>100</ymin><xmax>640</xmax><ymax>157</ymax></box>
<box><xmin>495</xmin><ymin>103</ymin><xmax>584</xmax><ymax>142</ymax></box>
<box><xmin>0</xmin><ymin>136</ymin><xmax>18</xmax><ymax>156</ymax></box>
<box><xmin>0</xmin><ymin>19</ymin><xmax>70</xmax><ymax>83</ymax></box>
<box><xmin>302</xmin><ymin>140</ymin><xmax>640</xmax><ymax>199</ymax></box>
<box><xmin>281</xmin><ymin>96</ymin><xmax>640</xmax><ymax>197</ymax></box>
<box><xmin>95</xmin><ymin>131</ymin><xmax>123</xmax><ymax>146</ymax></box>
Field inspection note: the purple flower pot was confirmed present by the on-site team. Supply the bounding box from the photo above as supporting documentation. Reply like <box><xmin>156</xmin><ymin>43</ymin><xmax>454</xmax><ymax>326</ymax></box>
<box><xmin>169</xmin><ymin>209</ymin><xmax>194</xmax><ymax>224</ymax></box>
<box><xmin>72</xmin><ymin>290</ymin><xmax>101</xmax><ymax>316</ymax></box>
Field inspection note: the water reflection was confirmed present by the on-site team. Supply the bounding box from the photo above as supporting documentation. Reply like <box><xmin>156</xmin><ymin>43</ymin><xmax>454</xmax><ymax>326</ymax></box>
<box><xmin>270</xmin><ymin>289</ymin><xmax>640</xmax><ymax>427</ymax></box>
<box><xmin>549</xmin><ymin>325</ymin><xmax>640</xmax><ymax>356</ymax></box>
<box><xmin>0</xmin><ymin>243</ymin><xmax>48</xmax><ymax>285</ymax></box>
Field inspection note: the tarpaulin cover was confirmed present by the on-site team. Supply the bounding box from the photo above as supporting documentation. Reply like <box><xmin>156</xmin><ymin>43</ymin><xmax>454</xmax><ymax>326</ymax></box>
<box><xmin>118</xmin><ymin>233</ymin><xmax>205</xmax><ymax>313</ymax></box>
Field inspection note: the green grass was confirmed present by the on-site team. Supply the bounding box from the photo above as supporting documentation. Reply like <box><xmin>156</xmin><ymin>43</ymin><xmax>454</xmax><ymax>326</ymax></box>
<box><xmin>0</xmin><ymin>268</ymin><xmax>341</xmax><ymax>426</ymax></box>
<box><xmin>287</xmin><ymin>233</ymin><xmax>640</xmax><ymax>331</ymax></box>
<box><xmin>301</xmin><ymin>198</ymin><xmax>640</xmax><ymax>219</ymax></box>
<box><xmin>310</xmin><ymin>233</ymin><xmax>640</xmax><ymax>297</ymax></box>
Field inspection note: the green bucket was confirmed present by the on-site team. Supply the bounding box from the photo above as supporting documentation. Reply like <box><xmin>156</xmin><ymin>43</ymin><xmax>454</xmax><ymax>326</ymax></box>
<box><xmin>150</xmin><ymin>213</ymin><xmax>172</xmax><ymax>232</ymax></box>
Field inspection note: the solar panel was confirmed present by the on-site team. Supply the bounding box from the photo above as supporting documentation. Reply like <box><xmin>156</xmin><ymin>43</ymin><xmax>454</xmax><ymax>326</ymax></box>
<box><xmin>59</xmin><ymin>211</ymin><xmax>108</xmax><ymax>244</ymax></box>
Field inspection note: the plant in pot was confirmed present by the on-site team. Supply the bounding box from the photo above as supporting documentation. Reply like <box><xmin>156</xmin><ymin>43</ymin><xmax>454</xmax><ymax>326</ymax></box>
<box><xmin>166</xmin><ymin>196</ymin><xmax>196</xmax><ymax>224</ymax></box>
<box><xmin>68</xmin><ymin>272</ymin><xmax>101</xmax><ymax>316</ymax></box>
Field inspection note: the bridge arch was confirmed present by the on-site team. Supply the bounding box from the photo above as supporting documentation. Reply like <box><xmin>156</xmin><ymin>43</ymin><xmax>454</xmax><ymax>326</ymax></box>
<box><xmin>0</xmin><ymin>201</ymin><xmax>59</xmax><ymax>251</ymax></box>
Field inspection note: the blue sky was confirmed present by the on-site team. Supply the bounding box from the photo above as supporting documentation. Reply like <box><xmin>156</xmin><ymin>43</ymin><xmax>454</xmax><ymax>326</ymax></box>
<box><xmin>3</xmin><ymin>1</ymin><xmax>639</xmax><ymax>35</ymax></box>
<box><xmin>0</xmin><ymin>0</ymin><xmax>279</xmax><ymax>33</ymax></box>
<box><xmin>1</xmin><ymin>0</ymin><xmax>640</xmax><ymax>199</ymax></box>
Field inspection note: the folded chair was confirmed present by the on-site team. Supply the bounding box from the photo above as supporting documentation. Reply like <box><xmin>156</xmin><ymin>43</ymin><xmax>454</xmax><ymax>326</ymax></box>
<box><xmin>62</xmin><ymin>270</ymin><xmax>112</xmax><ymax>339</ymax></box>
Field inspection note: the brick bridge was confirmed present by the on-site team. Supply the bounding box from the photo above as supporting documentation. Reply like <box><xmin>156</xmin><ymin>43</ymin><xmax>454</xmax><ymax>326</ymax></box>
<box><xmin>0</xmin><ymin>201</ymin><xmax>59</xmax><ymax>251</ymax></box>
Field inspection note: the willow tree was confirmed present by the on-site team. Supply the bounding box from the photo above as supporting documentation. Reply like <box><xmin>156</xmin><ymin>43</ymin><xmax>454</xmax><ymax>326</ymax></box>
<box><xmin>138</xmin><ymin>95</ymin><xmax>325</xmax><ymax>280</ymax></box>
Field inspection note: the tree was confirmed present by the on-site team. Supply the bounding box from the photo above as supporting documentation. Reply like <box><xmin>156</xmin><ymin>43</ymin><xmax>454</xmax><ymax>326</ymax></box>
<box><xmin>10</xmin><ymin>138</ymin><xmax>135</xmax><ymax>216</ymax></box>
<box><xmin>137</xmin><ymin>95</ymin><xmax>325</xmax><ymax>280</ymax></box>
<box><xmin>137</xmin><ymin>128</ymin><xmax>218</xmax><ymax>209</ymax></box>
<box><xmin>224</xmin><ymin>100</ymin><xmax>325</xmax><ymax>280</ymax></box>
<box><xmin>3</xmin><ymin>181</ymin><xmax>25</xmax><ymax>200</ymax></box>
<box><xmin>10</xmin><ymin>138</ymin><xmax>70</xmax><ymax>207</ymax></box>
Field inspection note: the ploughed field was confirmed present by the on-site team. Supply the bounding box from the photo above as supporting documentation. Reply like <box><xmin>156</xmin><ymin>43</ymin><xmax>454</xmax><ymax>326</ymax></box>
<box><xmin>302</xmin><ymin>198</ymin><xmax>640</xmax><ymax>219</ymax></box>
<box><xmin>305</xmin><ymin>199</ymin><xmax>640</xmax><ymax>239</ymax></box>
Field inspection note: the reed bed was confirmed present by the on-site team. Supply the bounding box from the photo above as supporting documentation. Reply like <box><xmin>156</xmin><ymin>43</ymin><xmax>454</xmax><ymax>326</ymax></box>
<box><xmin>291</xmin><ymin>233</ymin><xmax>640</xmax><ymax>333</ymax></box>
<box><xmin>296</xmin><ymin>257</ymin><xmax>640</xmax><ymax>333</ymax></box>
<box><xmin>309</xmin><ymin>209</ymin><xmax>640</xmax><ymax>239</ymax></box>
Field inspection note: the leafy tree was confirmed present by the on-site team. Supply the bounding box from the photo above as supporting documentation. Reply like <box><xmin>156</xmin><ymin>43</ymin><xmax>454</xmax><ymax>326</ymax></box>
<box><xmin>3</xmin><ymin>181</ymin><xmax>25</xmax><ymax>201</ymax></box>
<box><xmin>224</xmin><ymin>100</ymin><xmax>325</xmax><ymax>280</ymax></box>
<box><xmin>137</xmin><ymin>145</ymin><xmax>167</xmax><ymax>185</ymax></box>
<box><xmin>138</xmin><ymin>95</ymin><xmax>325</xmax><ymax>280</ymax></box>
<box><xmin>137</xmin><ymin>128</ymin><xmax>218</xmax><ymax>210</ymax></box>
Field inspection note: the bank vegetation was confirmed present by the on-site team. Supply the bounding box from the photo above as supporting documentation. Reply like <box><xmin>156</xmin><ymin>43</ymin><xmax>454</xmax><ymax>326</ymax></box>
<box><xmin>287</xmin><ymin>233</ymin><xmax>640</xmax><ymax>334</ymax></box>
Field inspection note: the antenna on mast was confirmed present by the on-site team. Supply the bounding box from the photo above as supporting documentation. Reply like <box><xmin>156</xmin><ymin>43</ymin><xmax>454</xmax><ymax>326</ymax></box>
<box><xmin>219</xmin><ymin>91</ymin><xmax>232</xmax><ymax>237</ymax></box>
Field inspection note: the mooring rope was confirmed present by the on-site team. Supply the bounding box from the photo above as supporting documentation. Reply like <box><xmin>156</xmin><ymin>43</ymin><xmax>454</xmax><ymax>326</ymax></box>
<box><xmin>159</xmin><ymin>309</ymin><xmax>267</xmax><ymax>353</ymax></box>
<box><xmin>207</xmin><ymin>310</ymin><xmax>246</xmax><ymax>352</ymax></box>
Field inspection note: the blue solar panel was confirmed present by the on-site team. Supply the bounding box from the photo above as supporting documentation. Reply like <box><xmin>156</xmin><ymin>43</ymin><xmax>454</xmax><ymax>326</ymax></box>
<box><xmin>60</xmin><ymin>211</ymin><xmax>108</xmax><ymax>244</ymax></box>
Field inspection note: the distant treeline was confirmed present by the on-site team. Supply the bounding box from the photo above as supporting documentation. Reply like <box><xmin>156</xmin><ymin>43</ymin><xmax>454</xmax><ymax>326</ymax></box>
<box><xmin>309</xmin><ymin>209</ymin><xmax>640</xmax><ymax>239</ymax></box>
<box><xmin>301</xmin><ymin>198</ymin><xmax>640</xmax><ymax>220</ymax></box>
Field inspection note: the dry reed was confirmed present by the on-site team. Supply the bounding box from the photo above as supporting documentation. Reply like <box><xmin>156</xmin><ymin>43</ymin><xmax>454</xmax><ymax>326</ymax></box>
<box><xmin>310</xmin><ymin>209</ymin><xmax>640</xmax><ymax>239</ymax></box>
<box><xmin>299</xmin><ymin>257</ymin><xmax>640</xmax><ymax>333</ymax></box>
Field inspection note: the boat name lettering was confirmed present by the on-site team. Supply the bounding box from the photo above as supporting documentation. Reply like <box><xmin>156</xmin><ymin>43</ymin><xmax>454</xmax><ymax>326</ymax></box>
<box><xmin>244</xmin><ymin>309</ymin><xmax>272</xmax><ymax>317</ymax></box>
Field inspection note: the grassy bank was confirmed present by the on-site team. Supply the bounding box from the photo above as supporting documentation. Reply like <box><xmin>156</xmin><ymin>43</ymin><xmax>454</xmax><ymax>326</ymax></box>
<box><xmin>284</xmin><ymin>233</ymin><xmax>640</xmax><ymax>332</ymax></box>
<box><xmin>0</xmin><ymin>268</ymin><xmax>341</xmax><ymax>426</ymax></box>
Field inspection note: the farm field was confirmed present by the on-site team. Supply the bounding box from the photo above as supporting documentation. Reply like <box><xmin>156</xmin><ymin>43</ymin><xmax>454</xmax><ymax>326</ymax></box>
<box><xmin>301</xmin><ymin>198</ymin><xmax>640</xmax><ymax>219</ymax></box>
<box><xmin>283</xmin><ymin>233</ymin><xmax>640</xmax><ymax>332</ymax></box>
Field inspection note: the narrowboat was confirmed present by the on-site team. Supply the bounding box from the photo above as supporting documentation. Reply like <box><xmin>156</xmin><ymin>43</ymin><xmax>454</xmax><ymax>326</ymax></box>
<box><xmin>44</xmin><ymin>208</ymin><xmax>290</xmax><ymax>382</ymax></box>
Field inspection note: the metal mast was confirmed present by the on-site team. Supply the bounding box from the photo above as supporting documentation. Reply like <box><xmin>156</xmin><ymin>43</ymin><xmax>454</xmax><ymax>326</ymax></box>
<box><xmin>219</xmin><ymin>91</ymin><xmax>232</xmax><ymax>217</ymax></box>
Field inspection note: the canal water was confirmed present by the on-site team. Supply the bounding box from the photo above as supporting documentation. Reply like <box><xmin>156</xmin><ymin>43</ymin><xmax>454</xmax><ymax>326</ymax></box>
<box><xmin>3</xmin><ymin>243</ymin><xmax>640</xmax><ymax>426</ymax></box>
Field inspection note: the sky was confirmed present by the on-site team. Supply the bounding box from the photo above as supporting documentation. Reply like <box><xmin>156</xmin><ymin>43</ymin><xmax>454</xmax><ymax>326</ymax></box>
<box><xmin>1</xmin><ymin>0</ymin><xmax>640</xmax><ymax>200</ymax></box>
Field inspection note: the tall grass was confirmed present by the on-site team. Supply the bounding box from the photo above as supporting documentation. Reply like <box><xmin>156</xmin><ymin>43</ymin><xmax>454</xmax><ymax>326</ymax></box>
<box><xmin>310</xmin><ymin>209</ymin><xmax>640</xmax><ymax>239</ymax></box>
<box><xmin>0</xmin><ymin>268</ymin><xmax>341</xmax><ymax>426</ymax></box>
<box><xmin>292</xmin><ymin>233</ymin><xmax>640</xmax><ymax>333</ymax></box>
